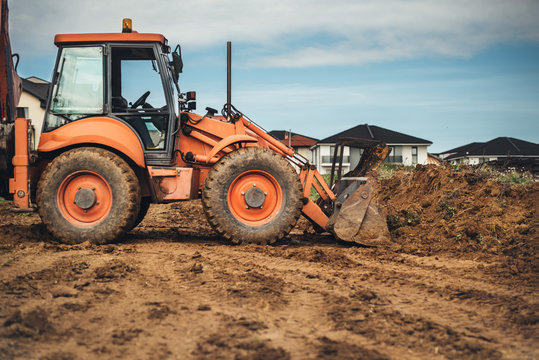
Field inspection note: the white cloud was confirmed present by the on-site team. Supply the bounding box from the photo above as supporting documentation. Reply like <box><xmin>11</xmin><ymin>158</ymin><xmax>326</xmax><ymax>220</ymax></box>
<box><xmin>9</xmin><ymin>0</ymin><xmax>539</xmax><ymax>67</ymax></box>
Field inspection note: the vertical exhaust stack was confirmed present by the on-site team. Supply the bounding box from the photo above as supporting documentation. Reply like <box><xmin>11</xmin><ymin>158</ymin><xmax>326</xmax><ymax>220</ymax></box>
<box><xmin>226</xmin><ymin>41</ymin><xmax>232</xmax><ymax>121</ymax></box>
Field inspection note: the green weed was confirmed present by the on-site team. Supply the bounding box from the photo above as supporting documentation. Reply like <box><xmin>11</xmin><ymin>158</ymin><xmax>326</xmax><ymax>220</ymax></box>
<box><xmin>438</xmin><ymin>202</ymin><xmax>456</xmax><ymax>219</ymax></box>
<box><xmin>476</xmin><ymin>233</ymin><xmax>483</xmax><ymax>244</ymax></box>
<box><xmin>495</xmin><ymin>171</ymin><xmax>532</xmax><ymax>186</ymax></box>
<box><xmin>388</xmin><ymin>209</ymin><xmax>420</xmax><ymax>229</ymax></box>
<box><xmin>378</xmin><ymin>163</ymin><xmax>414</xmax><ymax>179</ymax></box>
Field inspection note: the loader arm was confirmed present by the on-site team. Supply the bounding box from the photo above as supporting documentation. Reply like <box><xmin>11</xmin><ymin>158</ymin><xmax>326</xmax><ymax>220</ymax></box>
<box><xmin>178</xmin><ymin>109</ymin><xmax>390</xmax><ymax>245</ymax></box>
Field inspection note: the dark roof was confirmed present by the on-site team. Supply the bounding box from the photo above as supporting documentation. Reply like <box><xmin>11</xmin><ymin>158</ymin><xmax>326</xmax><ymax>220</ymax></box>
<box><xmin>21</xmin><ymin>78</ymin><xmax>50</xmax><ymax>107</ymax></box>
<box><xmin>440</xmin><ymin>142</ymin><xmax>484</xmax><ymax>155</ymax></box>
<box><xmin>318</xmin><ymin>124</ymin><xmax>432</xmax><ymax>145</ymax></box>
<box><xmin>445</xmin><ymin>137</ymin><xmax>539</xmax><ymax>160</ymax></box>
<box><xmin>269</xmin><ymin>130</ymin><xmax>318</xmax><ymax>147</ymax></box>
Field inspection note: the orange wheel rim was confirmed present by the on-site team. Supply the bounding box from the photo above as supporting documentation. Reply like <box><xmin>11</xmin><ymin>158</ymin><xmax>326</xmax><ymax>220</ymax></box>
<box><xmin>227</xmin><ymin>170</ymin><xmax>283</xmax><ymax>226</ymax></box>
<box><xmin>57</xmin><ymin>171</ymin><xmax>113</xmax><ymax>227</ymax></box>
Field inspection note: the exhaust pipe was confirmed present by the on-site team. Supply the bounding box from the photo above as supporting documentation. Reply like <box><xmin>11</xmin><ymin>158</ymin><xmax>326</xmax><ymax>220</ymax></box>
<box><xmin>227</xmin><ymin>41</ymin><xmax>231</xmax><ymax>120</ymax></box>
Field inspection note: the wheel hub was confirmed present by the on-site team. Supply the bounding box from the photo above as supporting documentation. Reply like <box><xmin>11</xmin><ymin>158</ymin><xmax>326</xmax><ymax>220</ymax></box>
<box><xmin>74</xmin><ymin>188</ymin><xmax>97</xmax><ymax>210</ymax></box>
<box><xmin>244</xmin><ymin>186</ymin><xmax>266</xmax><ymax>208</ymax></box>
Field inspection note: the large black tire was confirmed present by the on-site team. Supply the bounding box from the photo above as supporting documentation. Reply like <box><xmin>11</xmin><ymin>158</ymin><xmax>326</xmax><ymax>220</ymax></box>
<box><xmin>36</xmin><ymin>147</ymin><xmax>141</xmax><ymax>244</ymax></box>
<box><xmin>129</xmin><ymin>197</ymin><xmax>151</xmax><ymax>230</ymax></box>
<box><xmin>202</xmin><ymin>147</ymin><xmax>302</xmax><ymax>244</ymax></box>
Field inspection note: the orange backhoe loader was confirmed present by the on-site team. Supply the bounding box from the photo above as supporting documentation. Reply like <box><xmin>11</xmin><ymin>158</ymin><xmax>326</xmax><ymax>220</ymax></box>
<box><xmin>0</xmin><ymin>11</ymin><xmax>390</xmax><ymax>246</ymax></box>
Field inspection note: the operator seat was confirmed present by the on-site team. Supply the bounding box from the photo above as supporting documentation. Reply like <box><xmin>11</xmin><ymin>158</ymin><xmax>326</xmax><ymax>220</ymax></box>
<box><xmin>111</xmin><ymin>95</ymin><xmax>154</xmax><ymax>148</ymax></box>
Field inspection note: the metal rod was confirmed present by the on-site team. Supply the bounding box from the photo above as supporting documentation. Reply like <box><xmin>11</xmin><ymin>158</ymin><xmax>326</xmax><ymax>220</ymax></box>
<box><xmin>329</xmin><ymin>145</ymin><xmax>337</xmax><ymax>189</ymax></box>
<box><xmin>337</xmin><ymin>144</ymin><xmax>345</xmax><ymax>194</ymax></box>
<box><xmin>227</xmin><ymin>41</ymin><xmax>231</xmax><ymax>120</ymax></box>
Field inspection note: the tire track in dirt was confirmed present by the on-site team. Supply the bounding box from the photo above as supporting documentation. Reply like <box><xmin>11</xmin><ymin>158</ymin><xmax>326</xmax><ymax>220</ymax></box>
<box><xmin>161</xmin><ymin>243</ymin><xmax>391</xmax><ymax>360</ymax></box>
<box><xmin>192</xmin><ymin>243</ymin><xmax>536</xmax><ymax>359</ymax></box>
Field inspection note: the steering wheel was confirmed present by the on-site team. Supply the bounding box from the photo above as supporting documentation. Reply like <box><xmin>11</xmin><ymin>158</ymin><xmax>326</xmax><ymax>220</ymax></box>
<box><xmin>131</xmin><ymin>91</ymin><xmax>151</xmax><ymax>109</ymax></box>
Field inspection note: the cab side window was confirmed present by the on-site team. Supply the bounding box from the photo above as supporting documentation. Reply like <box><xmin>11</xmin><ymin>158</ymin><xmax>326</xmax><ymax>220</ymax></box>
<box><xmin>110</xmin><ymin>47</ymin><xmax>169</xmax><ymax>150</ymax></box>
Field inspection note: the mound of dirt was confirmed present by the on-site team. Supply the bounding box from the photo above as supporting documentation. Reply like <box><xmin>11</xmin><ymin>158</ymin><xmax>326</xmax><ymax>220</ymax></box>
<box><xmin>376</xmin><ymin>165</ymin><xmax>536</xmax><ymax>259</ymax></box>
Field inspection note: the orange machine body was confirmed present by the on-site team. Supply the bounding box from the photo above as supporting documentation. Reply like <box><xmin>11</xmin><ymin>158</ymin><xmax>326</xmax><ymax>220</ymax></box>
<box><xmin>15</xmin><ymin>30</ymin><xmax>337</xmax><ymax>231</ymax></box>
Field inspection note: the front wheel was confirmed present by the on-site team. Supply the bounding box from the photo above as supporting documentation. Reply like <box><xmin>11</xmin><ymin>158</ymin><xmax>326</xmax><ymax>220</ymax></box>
<box><xmin>202</xmin><ymin>147</ymin><xmax>302</xmax><ymax>244</ymax></box>
<box><xmin>36</xmin><ymin>147</ymin><xmax>141</xmax><ymax>244</ymax></box>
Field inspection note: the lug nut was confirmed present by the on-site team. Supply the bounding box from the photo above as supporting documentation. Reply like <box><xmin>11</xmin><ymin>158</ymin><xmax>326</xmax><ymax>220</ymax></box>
<box><xmin>241</xmin><ymin>192</ymin><xmax>245</xmax><ymax>195</ymax></box>
<box><xmin>253</xmin><ymin>184</ymin><xmax>256</xmax><ymax>187</ymax></box>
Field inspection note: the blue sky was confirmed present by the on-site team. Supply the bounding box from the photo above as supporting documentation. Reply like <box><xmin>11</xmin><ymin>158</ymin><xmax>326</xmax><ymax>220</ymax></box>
<box><xmin>9</xmin><ymin>0</ymin><xmax>539</xmax><ymax>152</ymax></box>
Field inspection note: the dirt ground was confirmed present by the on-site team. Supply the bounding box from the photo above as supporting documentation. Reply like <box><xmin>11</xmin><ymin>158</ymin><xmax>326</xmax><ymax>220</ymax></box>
<box><xmin>0</xmin><ymin>166</ymin><xmax>537</xmax><ymax>360</ymax></box>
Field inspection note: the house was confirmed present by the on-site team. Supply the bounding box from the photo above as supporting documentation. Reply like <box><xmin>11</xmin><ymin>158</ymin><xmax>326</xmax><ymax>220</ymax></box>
<box><xmin>268</xmin><ymin>130</ymin><xmax>318</xmax><ymax>163</ymax></box>
<box><xmin>17</xmin><ymin>76</ymin><xmax>50</xmax><ymax>145</ymax></box>
<box><xmin>311</xmin><ymin>124</ymin><xmax>432</xmax><ymax>174</ymax></box>
<box><xmin>439</xmin><ymin>137</ymin><xmax>539</xmax><ymax>165</ymax></box>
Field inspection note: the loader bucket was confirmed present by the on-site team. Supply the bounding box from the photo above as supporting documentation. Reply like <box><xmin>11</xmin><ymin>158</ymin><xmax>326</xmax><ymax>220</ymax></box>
<box><xmin>325</xmin><ymin>138</ymin><xmax>391</xmax><ymax>246</ymax></box>
<box><xmin>326</xmin><ymin>174</ymin><xmax>390</xmax><ymax>246</ymax></box>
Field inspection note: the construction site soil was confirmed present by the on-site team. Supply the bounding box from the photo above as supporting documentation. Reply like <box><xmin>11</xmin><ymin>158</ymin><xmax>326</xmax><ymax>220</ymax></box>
<box><xmin>0</xmin><ymin>166</ymin><xmax>537</xmax><ymax>359</ymax></box>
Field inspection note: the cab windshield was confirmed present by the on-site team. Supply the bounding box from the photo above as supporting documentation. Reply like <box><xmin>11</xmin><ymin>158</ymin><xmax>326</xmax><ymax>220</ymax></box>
<box><xmin>44</xmin><ymin>46</ymin><xmax>104</xmax><ymax>132</ymax></box>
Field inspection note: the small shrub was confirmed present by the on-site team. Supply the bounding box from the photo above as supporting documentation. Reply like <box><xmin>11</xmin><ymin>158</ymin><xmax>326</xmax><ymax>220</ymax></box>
<box><xmin>452</xmin><ymin>163</ymin><xmax>463</xmax><ymax>171</ymax></box>
<box><xmin>495</xmin><ymin>171</ymin><xmax>532</xmax><ymax>186</ymax></box>
<box><xmin>388</xmin><ymin>209</ymin><xmax>420</xmax><ymax>229</ymax></box>
<box><xmin>476</xmin><ymin>233</ymin><xmax>483</xmax><ymax>244</ymax></box>
<box><xmin>438</xmin><ymin>202</ymin><xmax>456</xmax><ymax>219</ymax></box>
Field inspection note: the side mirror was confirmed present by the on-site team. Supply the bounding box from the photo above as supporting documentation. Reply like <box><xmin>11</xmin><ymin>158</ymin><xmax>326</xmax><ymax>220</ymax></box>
<box><xmin>170</xmin><ymin>45</ymin><xmax>183</xmax><ymax>81</ymax></box>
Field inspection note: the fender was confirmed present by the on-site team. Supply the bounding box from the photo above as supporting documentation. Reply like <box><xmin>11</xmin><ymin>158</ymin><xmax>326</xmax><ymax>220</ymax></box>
<box><xmin>38</xmin><ymin>117</ymin><xmax>145</xmax><ymax>167</ymax></box>
<box><xmin>207</xmin><ymin>134</ymin><xmax>258</xmax><ymax>160</ymax></box>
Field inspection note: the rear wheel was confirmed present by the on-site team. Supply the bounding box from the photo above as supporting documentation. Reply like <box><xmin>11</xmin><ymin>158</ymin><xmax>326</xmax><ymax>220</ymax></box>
<box><xmin>202</xmin><ymin>147</ymin><xmax>302</xmax><ymax>244</ymax></box>
<box><xmin>37</xmin><ymin>147</ymin><xmax>141</xmax><ymax>244</ymax></box>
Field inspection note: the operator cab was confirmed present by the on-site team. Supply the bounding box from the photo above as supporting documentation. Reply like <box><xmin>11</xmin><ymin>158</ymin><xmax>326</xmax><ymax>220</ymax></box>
<box><xmin>43</xmin><ymin>23</ymin><xmax>180</xmax><ymax>165</ymax></box>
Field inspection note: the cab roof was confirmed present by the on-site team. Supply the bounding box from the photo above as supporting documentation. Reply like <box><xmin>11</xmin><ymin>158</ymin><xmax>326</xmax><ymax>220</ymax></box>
<box><xmin>54</xmin><ymin>32</ymin><xmax>166</xmax><ymax>46</ymax></box>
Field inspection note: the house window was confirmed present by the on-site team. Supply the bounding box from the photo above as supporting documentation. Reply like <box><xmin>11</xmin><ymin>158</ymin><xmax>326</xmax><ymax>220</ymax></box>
<box><xmin>321</xmin><ymin>146</ymin><xmax>335</xmax><ymax>164</ymax></box>
<box><xmin>323</xmin><ymin>146</ymin><xmax>350</xmax><ymax>164</ymax></box>
<box><xmin>385</xmin><ymin>146</ymin><xmax>403</xmax><ymax>163</ymax></box>
<box><xmin>412</xmin><ymin>146</ymin><xmax>418</xmax><ymax>165</ymax></box>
